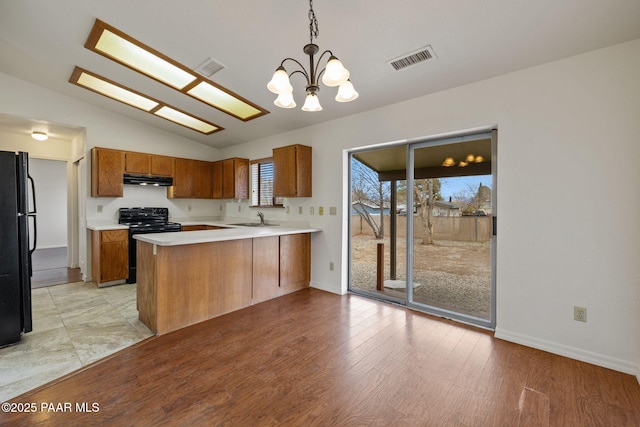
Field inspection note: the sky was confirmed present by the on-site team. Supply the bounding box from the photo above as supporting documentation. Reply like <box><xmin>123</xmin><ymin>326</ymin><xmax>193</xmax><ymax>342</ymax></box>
<box><xmin>439</xmin><ymin>175</ymin><xmax>492</xmax><ymax>202</ymax></box>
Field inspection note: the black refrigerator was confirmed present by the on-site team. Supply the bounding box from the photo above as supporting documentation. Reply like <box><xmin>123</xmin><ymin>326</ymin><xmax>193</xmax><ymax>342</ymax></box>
<box><xmin>0</xmin><ymin>150</ymin><xmax>36</xmax><ymax>347</ymax></box>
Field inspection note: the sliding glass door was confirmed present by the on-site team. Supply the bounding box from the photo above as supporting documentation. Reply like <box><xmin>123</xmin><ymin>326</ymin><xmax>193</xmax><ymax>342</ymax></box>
<box><xmin>349</xmin><ymin>130</ymin><xmax>496</xmax><ymax>329</ymax></box>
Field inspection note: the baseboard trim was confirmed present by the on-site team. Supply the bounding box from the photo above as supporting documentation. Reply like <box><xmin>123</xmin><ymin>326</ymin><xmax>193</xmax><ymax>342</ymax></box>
<box><xmin>310</xmin><ymin>281</ymin><xmax>343</xmax><ymax>295</ymax></box>
<box><xmin>495</xmin><ymin>328</ymin><xmax>640</xmax><ymax>378</ymax></box>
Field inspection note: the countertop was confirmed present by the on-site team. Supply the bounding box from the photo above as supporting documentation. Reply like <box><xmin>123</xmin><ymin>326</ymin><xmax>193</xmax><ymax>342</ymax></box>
<box><xmin>87</xmin><ymin>216</ymin><xmax>321</xmax><ymax>245</ymax></box>
<box><xmin>133</xmin><ymin>225</ymin><xmax>321</xmax><ymax>246</ymax></box>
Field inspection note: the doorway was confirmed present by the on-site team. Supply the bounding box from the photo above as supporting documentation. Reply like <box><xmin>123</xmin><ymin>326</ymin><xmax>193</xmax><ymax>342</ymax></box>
<box><xmin>348</xmin><ymin>129</ymin><xmax>497</xmax><ymax>329</ymax></box>
<box><xmin>28</xmin><ymin>158</ymin><xmax>81</xmax><ymax>288</ymax></box>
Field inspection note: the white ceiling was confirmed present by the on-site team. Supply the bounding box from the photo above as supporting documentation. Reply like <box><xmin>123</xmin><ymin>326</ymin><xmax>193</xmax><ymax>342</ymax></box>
<box><xmin>1</xmin><ymin>0</ymin><xmax>639</xmax><ymax>148</ymax></box>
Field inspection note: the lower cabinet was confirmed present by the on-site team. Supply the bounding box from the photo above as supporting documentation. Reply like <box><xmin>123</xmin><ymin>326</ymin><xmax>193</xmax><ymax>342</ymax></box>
<box><xmin>252</xmin><ymin>233</ymin><xmax>311</xmax><ymax>304</ymax></box>
<box><xmin>91</xmin><ymin>229</ymin><xmax>128</xmax><ymax>286</ymax></box>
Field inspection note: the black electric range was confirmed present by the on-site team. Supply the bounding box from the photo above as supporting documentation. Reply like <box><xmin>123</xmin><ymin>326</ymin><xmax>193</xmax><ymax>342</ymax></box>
<box><xmin>118</xmin><ymin>207</ymin><xmax>182</xmax><ymax>283</ymax></box>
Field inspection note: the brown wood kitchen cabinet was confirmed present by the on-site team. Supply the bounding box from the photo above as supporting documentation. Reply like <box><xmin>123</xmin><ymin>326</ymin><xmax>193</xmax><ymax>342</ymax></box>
<box><xmin>124</xmin><ymin>152</ymin><xmax>174</xmax><ymax>177</ymax></box>
<box><xmin>212</xmin><ymin>158</ymin><xmax>249</xmax><ymax>199</ymax></box>
<box><xmin>223</xmin><ymin>158</ymin><xmax>249</xmax><ymax>199</ymax></box>
<box><xmin>273</xmin><ymin>144</ymin><xmax>312</xmax><ymax>197</ymax></box>
<box><xmin>169</xmin><ymin>158</ymin><xmax>212</xmax><ymax>199</ymax></box>
<box><xmin>252</xmin><ymin>233</ymin><xmax>311</xmax><ymax>304</ymax></box>
<box><xmin>91</xmin><ymin>229</ymin><xmax>128</xmax><ymax>286</ymax></box>
<box><xmin>91</xmin><ymin>147</ymin><xmax>124</xmax><ymax>197</ymax></box>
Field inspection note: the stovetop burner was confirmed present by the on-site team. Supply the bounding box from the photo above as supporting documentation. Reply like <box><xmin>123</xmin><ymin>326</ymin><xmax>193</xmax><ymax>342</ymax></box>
<box><xmin>118</xmin><ymin>207</ymin><xmax>181</xmax><ymax>232</ymax></box>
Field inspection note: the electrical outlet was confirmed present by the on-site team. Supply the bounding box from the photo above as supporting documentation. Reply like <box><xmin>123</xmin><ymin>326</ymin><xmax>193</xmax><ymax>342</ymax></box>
<box><xmin>188</xmin><ymin>204</ymin><xmax>192</xmax><ymax>212</ymax></box>
<box><xmin>329</xmin><ymin>262</ymin><xmax>334</xmax><ymax>271</ymax></box>
<box><xmin>299</xmin><ymin>206</ymin><xmax>303</xmax><ymax>214</ymax></box>
<box><xmin>310</xmin><ymin>206</ymin><xmax>314</xmax><ymax>215</ymax></box>
<box><xmin>329</xmin><ymin>207</ymin><xmax>337</xmax><ymax>215</ymax></box>
<box><xmin>319</xmin><ymin>206</ymin><xmax>324</xmax><ymax>215</ymax></box>
<box><xmin>286</xmin><ymin>206</ymin><xmax>290</xmax><ymax>214</ymax></box>
<box><xmin>97</xmin><ymin>205</ymin><xmax>103</xmax><ymax>213</ymax></box>
<box><xmin>574</xmin><ymin>306</ymin><xmax>587</xmax><ymax>322</ymax></box>
<box><xmin>238</xmin><ymin>204</ymin><xmax>241</xmax><ymax>212</ymax></box>
<box><xmin>219</xmin><ymin>205</ymin><xmax>223</xmax><ymax>211</ymax></box>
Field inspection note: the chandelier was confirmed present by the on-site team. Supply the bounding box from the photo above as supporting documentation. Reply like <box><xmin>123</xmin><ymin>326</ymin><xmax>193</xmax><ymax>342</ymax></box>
<box><xmin>267</xmin><ymin>0</ymin><xmax>358</xmax><ymax>112</ymax></box>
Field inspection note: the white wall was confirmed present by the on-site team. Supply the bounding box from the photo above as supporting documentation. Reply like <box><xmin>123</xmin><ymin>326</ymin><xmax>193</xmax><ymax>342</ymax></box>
<box><xmin>1</xmin><ymin>39</ymin><xmax>638</xmax><ymax>378</ymax></box>
<box><xmin>220</xmin><ymin>39</ymin><xmax>640</xmax><ymax>377</ymax></box>
<box><xmin>28</xmin><ymin>158</ymin><xmax>67</xmax><ymax>248</ymax></box>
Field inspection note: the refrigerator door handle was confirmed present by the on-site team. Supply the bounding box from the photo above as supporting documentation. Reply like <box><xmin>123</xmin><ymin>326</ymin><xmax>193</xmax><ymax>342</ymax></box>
<box><xmin>27</xmin><ymin>174</ymin><xmax>37</xmax><ymax>255</ymax></box>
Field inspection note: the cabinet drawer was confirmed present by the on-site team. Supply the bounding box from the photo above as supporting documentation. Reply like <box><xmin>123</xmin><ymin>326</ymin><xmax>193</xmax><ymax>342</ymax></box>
<box><xmin>101</xmin><ymin>229</ymin><xmax>128</xmax><ymax>243</ymax></box>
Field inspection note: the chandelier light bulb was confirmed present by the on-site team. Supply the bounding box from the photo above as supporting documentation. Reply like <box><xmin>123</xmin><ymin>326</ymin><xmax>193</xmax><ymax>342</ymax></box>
<box><xmin>267</xmin><ymin>67</ymin><xmax>292</xmax><ymax>94</ymax></box>
<box><xmin>466</xmin><ymin>154</ymin><xmax>475</xmax><ymax>163</ymax></box>
<box><xmin>301</xmin><ymin>93</ymin><xmax>322</xmax><ymax>112</ymax></box>
<box><xmin>274</xmin><ymin>91</ymin><xmax>296</xmax><ymax>108</ymax></box>
<box><xmin>335</xmin><ymin>80</ymin><xmax>359</xmax><ymax>102</ymax></box>
<box><xmin>475</xmin><ymin>155</ymin><xmax>484</xmax><ymax>163</ymax></box>
<box><xmin>321</xmin><ymin>56</ymin><xmax>350</xmax><ymax>87</ymax></box>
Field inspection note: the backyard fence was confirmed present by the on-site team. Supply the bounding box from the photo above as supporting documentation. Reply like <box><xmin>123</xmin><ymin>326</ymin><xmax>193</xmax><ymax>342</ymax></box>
<box><xmin>352</xmin><ymin>214</ymin><xmax>492</xmax><ymax>242</ymax></box>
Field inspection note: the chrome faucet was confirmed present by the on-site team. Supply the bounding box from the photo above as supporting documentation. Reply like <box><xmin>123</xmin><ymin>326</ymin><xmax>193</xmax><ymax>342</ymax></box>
<box><xmin>257</xmin><ymin>211</ymin><xmax>265</xmax><ymax>226</ymax></box>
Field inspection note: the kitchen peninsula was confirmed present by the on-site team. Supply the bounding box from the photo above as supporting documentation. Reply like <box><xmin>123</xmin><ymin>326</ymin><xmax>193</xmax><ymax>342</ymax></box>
<box><xmin>133</xmin><ymin>224</ymin><xmax>321</xmax><ymax>335</ymax></box>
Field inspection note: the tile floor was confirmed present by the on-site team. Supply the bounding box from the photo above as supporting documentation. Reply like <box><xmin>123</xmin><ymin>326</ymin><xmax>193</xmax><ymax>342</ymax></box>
<box><xmin>0</xmin><ymin>281</ymin><xmax>153</xmax><ymax>402</ymax></box>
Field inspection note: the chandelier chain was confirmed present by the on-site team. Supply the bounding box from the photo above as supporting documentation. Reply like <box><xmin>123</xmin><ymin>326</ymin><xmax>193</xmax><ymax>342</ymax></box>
<box><xmin>308</xmin><ymin>0</ymin><xmax>319</xmax><ymax>43</ymax></box>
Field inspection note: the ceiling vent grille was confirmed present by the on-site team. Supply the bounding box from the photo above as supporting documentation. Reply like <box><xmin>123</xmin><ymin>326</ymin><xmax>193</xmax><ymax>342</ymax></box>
<box><xmin>194</xmin><ymin>57</ymin><xmax>226</xmax><ymax>78</ymax></box>
<box><xmin>388</xmin><ymin>45</ymin><xmax>436</xmax><ymax>71</ymax></box>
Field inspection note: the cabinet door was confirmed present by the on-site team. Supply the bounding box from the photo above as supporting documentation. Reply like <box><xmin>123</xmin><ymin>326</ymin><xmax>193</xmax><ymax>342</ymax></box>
<box><xmin>279</xmin><ymin>233</ymin><xmax>310</xmax><ymax>291</ymax></box>
<box><xmin>193</xmin><ymin>160</ymin><xmax>212</xmax><ymax>199</ymax></box>
<box><xmin>233</xmin><ymin>158</ymin><xmax>249</xmax><ymax>199</ymax></box>
<box><xmin>212</xmin><ymin>161</ymin><xmax>223</xmax><ymax>199</ymax></box>
<box><xmin>273</xmin><ymin>146</ymin><xmax>297</xmax><ymax>197</ymax></box>
<box><xmin>150</xmin><ymin>155</ymin><xmax>174</xmax><ymax>177</ymax></box>
<box><xmin>125</xmin><ymin>152</ymin><xmax>150</xmax><ymax>174</ymax></box>
<box><xmin>100</xmin><ymin>240</ymin><xmax>129</xmax><ymax>282</ymax></box>
<box><xmin>273</xmin><ymin>145</ymin><xmax>311</xmax><ymax>197</ymax></box>
<box><xmin>252</xmin><ymin>236</ymin><xmax>280</xmax><ymax>304</ymax></box>
<box><xmin>91</xmin><ymin>148</ymin><xmax>124</xmax><ymax>197</ymax></box>
<box><xmin>171</xmin><ymin>158</ymin><xmax>195</xmax><ymax>198</ymax></box>
<box><xmin>181</xmin><ymin>225</ymin><xmax>207</xmax><ymax>231</ymax></box>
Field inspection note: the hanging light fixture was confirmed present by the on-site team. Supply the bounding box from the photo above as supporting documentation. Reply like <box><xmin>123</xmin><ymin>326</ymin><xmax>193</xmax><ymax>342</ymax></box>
<box><xmin>267</xmin><ymin>0</ymin><xmax>358</xmax><ymax>112</ymax></box>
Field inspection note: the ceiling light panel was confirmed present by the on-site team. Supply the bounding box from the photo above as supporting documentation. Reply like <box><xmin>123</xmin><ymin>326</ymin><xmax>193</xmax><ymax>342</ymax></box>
<box><xmin>187</xmin><ymin>82</ymin><xmax>262</xmax><ymax>120</ymax></box>
<box><xmin>93</xmin><ymin>28</ymin><xmax>196</xmax><ymax>90</ymax></box>
<box><xmin>72</xmin><ymin>68</ymin><xmax>159</xmax><ymax>111</ymax></box>
<box><xmin>69</xmin><ymin>67</ymin><xmax>223</xmax><ymax>135</ymax></box>
<box><xmin>154</xmin><ymin>106</ymin><xmax>218</xmax><ymax>134</ymax></box>
<box><xmin>85</xmin><ymin>19</ymin><xmax>268</xmax><ymax>122</ymax></box>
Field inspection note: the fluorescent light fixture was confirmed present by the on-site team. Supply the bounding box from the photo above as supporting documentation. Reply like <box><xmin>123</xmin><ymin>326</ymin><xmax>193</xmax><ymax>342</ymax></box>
<box><xmin>70</xmin><ymin>67</ymin><xmax>223</xmax><ymax>135</ymax></box>
<box><xmin>93</xmin><ymin>29</ymin><xmax>196</xmax><ymax>90</ymax></box>
<box><xmin>31</xmin><ymin>131</ymin><xmax>48</xmax><ymax>141</ymax></box>
<box><xmin>73</xmin><ymin>68</ymin><xmax>159</xmax><ymax>111</ymax></box>
<box><xmin>154</xmin><ymin>106</ymin><xmax>218</xmax><ymax>134</ymax></box>
<box><xmin>85</xmin><ymin>19</ymin><xmax>268</xmax><ymax>121</ymax></box>
<box><xmin>187</xmin><ymin>82</ymin><xmax>262</xmax><ymax>120</ymax></box>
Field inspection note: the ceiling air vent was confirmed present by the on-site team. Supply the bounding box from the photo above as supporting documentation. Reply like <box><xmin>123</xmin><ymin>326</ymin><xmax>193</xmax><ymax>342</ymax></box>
<box><xmin>388</xmin><ymin>45</ymin><xmax>436</xmax><ymax>71</ymax></box>
<box><xmin>194</xmin><ymin>57</ymin><xmax>226</xmax><ymax>78</ymax></box>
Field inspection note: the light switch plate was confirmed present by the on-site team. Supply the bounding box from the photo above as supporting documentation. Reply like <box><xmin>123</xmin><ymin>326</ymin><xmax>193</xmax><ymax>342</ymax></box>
<box><xmin>329</xmin><ymin>207</ymin><xmax>337</xmax><ymax>215</ymax></box>
<box><xmin>319</xmin><ymin>206</ymin><xmax>324</xmax><ymax>215</ymax></box>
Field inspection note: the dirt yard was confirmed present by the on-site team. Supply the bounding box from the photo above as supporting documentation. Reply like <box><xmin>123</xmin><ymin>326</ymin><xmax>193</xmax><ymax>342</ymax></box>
<box><xmin>350</xmin><ymin>234</ymin><xmax>492</xmax><ymax>319</ymax></box>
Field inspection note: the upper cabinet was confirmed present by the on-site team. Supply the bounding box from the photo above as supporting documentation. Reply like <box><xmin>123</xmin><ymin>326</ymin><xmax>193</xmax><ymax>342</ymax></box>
<box><xmin>150</xmin><ymin>155</ymin><xmax>174</xmax><ymax>177</ymax></box>
<box><xmin>169</xmin><ymin>158</ymin><xmax>212</xmax><ymax>199</ymax></box>
<box><xmin>223</xmin><ymin>158</ymin><xmax>249</xmax><ymax>199</ymax></box>
<box><xmin>212</xmin><ymin>158</ymin><xmax>249</xmax><ymax>199</ymax></box>
<box><xmin>124</xmin><ymin>151</ymin><xmax>150</xmax><ymax>175</ymax></box>
<box><xmin>91</xmin><ymin>147</ymin><xmax>124</xmax><ymax>197</ymax></box>
<box><xmin>273</xmin><ymin>144</ymin><xmax>312</xmax><ymax>197</ymax></box>
<box><xmin>124</xmin><ymin>152</ymin><xmax>174</xmax><ymax>177</ymax></box>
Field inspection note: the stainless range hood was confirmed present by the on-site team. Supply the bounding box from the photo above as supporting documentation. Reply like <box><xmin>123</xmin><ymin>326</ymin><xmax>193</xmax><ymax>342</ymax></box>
<box><xmin>123</xmin><ymin>174</ymin><xmax>173</xmax><ymax>187</ymax></box>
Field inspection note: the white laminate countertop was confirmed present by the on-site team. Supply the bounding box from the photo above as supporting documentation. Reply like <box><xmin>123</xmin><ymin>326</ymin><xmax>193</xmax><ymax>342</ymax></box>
<box><xmin>133</xmin><ymin>225</ymin><xmax>321</xmax><ymax>246</ymax></box>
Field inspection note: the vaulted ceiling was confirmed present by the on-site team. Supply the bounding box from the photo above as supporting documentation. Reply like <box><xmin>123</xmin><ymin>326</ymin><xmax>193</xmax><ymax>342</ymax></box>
<box><xmin>1</xmin><ymin>0</ymin><xmax>639</xmax><ymax>148</ymax></box>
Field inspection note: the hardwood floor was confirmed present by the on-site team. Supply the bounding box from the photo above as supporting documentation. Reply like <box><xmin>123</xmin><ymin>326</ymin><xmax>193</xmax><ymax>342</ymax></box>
<box><xmin>31</xmin><ymin>247</ymin><xmax>82</xmax><ymax>288</ymax></box>
<box><xmin>2</xmin><ymin>289</ymin><xmax>639</xmax><ymax>426</ymax></box>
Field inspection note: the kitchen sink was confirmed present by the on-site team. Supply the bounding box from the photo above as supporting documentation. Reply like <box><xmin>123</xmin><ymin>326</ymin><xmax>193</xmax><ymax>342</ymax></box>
<box><xmin>230</xmin><ymin>222</ymin><xmax>279</xmax><ymax>227</ymax></box>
